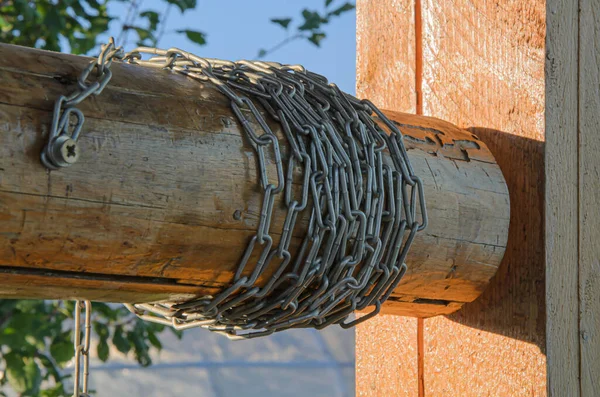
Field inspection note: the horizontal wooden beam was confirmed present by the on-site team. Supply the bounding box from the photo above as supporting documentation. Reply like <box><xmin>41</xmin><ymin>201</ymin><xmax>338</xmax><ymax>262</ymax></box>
<box><xmin>0</xmin><ymin>44</ymin><xmax>509</xmax><ymax>316</ymax></box>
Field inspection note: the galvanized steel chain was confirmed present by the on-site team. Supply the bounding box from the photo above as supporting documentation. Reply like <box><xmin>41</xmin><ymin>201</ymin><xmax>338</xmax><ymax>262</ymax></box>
<box><xmin>41</xmin><ymin>38</ymin><xmax>124</xmax><ymax>170</ymax></box>
<box><xmin>44</xmin><ymin>39</ymin><xmax>427</xmax><ymax>340</ymax></box>
<box><xmin>119</xmin><ymin>45</ymin><xmax>428</xmax><ymax>339</ymax></box>
<box><xmin>72</xmin><ymin>300</ymin><xmax>92</xmax><ymax>397</ymax></box>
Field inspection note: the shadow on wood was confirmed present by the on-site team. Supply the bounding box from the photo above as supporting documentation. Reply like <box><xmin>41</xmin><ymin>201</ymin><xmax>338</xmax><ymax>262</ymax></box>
<box><xmin>443</xmin><ymin>128</ymin><xmax>545</xmax><ymax>352</ymax></box>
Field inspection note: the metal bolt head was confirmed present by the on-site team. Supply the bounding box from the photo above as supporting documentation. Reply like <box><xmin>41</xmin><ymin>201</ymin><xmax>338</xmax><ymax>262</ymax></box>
<box><xmin>233</xmin><ymin>210</ymin><xmax>242</xmax><ymax>220</ymax></box>
<box><xmin>52</xmin><ymin>136</ymin><xmax>80</xmax><ymax>166</ymax></box>
<box><xmin>221</xmin><ymin>116</ymin><xmax>232</xmax><ymax>127</ymax></box>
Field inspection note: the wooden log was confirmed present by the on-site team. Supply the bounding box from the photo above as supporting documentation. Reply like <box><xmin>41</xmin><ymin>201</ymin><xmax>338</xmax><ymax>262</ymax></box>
<box><xmin>0</xmin><ymin>44</ymin><xmax>509</xmax><ymax>316</ymax></box>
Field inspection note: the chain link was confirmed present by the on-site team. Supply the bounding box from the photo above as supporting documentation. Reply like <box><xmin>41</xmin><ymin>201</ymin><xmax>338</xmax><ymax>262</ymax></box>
<box><xmin>41</xmin><ymin>38</ymin><xmax>124</xmax><ymax>170</ymax></box>
<box><xmin>72</xmin><ymin>300</ymin><xmax>92</xmax><ymax>397</ymax></box>
<box><xmin>46</xmin><ymin>40</ymin><xmax>427</xmax><ymax>340</ymax></box>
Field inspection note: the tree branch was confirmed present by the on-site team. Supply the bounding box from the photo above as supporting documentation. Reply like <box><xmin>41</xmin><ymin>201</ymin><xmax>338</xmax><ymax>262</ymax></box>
<box><xmin>156</xmin><ymin>4</ymin><xmax>173</xmax><ymax>46</ymax></box>
<box><xmin>117</xmin><ymin>0</ymin><xmax>144</xmax><ymax>47</ymax></box>
<box><xmin>258</xmin><ymin>33</ymin><xmax>306</xmax><ymax>59</ymax></box>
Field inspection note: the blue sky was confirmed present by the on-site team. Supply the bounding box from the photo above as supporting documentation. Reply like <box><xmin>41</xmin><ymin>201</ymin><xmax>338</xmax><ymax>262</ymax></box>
<box><xmin>99</xmin><ymin>0</ymin><xmax>357</xmax><ymax>93</ymax></box>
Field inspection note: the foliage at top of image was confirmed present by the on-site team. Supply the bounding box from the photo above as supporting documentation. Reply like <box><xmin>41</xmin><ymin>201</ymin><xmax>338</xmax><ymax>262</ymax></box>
<box><xmin>0</xmin><ymin>0</ymin><xmax>354</xmax><ymax>58</ymax></box>
<box><xmin>0</xmin><ymin>0</ymin><xmax>204</xmax><ymax>54</ymax></box>
<box><xmin>261</xmin><ymin>1</ymin><xmax>355</xmax><ymax>58</ymax></box>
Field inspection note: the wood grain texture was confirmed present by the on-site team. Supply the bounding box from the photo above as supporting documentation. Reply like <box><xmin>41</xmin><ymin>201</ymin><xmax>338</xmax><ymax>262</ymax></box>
<box><xmin>0</xmin><ymin>268</ymin><xmax>205</xmax><ymax>302</ymax></box>
<box><xmin>356</xmin><ymin>315</ymin><xmax>419</xmax><ymax>397</ymax></box>
<box><xmin>578</xmin><ymin>0</ymin><xmax>600</xmax><ymax>394</ymax></box>
<box><xmin>420</xmin><ymin>0</ymin><xmax>547</xmax><ymax>396</ymax></box>
<box><xmin>546</xmin><ymin>0</ymin><xmax>580</xmax><ymax>395</ymax></box>
<box><xmin>355</xmin><ymin>1</ymin><xmax>419</xmax><ymax>395</ymax></box>
<box><xmin>0</xmin><ymin>44</ymin><xmax>508</xmax><ymax>315</ymax></box>
<box><xmin>356</xmin><ymin>0</ymin><xmax>416</xmax><ymax>114</ymax></box>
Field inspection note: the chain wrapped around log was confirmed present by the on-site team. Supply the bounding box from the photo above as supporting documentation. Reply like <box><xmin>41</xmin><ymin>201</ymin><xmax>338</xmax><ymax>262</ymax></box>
<box><xmin>0</xmin><ymin>43</ymin><xmax>509</xmax><ymax>334</ymax></box>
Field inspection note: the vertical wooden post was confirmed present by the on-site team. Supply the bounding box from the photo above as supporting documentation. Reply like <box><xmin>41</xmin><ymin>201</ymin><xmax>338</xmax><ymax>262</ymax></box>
<box><xmin>547</xmin><ymin>0</ymin><xmax>600</xmax><ymax>395</ymax></box>
<box><xmin>546</xmin><ymin>0</ymin><xmax>579</xmax><ymax>395</ymax></box>
<box><xmin>356</xmin><ymin>0</ymin><xmax>547</xmax><ymax>395</ymax></box>
<box><xmin>576</xmin><ymin>0</ymin><xmax>600</xmax><ymax>392</ymax></box>
<box><xmin>355</xmin><ymin>1</ymin><xmax>419</xmax><ymax>396</ymax></box>
<box><xmin>419</xmin><ymin>1</ymin><xmax>546</xmax><ymax>395</ymax></box>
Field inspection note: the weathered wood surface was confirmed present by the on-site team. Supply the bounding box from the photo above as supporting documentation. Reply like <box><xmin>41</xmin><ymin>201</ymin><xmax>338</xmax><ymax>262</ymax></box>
<box><xmin>578</xmin><ymin>0</ymin><xmax>600</xmax><ymax>393</ymax></box>
<box><xmin>356</xmin><ymin>0</ymin><xmax>546</xmax><ymax>395</ymax></box>
<box><xmin>355</xmin><ymin>1</ymin><xmax>420</xmax><ymax>395</ymax></box>
<box><xmin>0</xmin><ymin>269</ymin><xmax>201</xmax><ymax>302</ymax></box>
<box><xmin>547</xmin><ymin>0</ymin><xmax>600</xmax><ymax>395</ymax></box>
<box><xmin>546</xmin><ymin>0</ymin><xmax>579</xmax><ymax>395</ymax></box>
<box><xmin>0</xmin><ymin>44</ymin><xmax>508</xmax><ymax>317</ymax></box>
<box><xmin>420</xmin><ymin>0</ymin><xmax>547</xmax><ymax>395</ymax></box>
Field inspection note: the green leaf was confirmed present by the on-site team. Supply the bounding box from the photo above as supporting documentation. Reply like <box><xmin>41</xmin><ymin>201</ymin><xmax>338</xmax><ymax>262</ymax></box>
<box><xmin>97</xmin><ymin>337</ymin><xmax>109</xmax><ymax>362</ymax></box>
<box><xmin>88</xmin><ymin>15</ymin><xmax>113</xmax><ymax>34</ymax></box>
<box><xmin>170</xmin><ymin>328</ymin><xmax>183</xmax><ymax>340</ymax></box>
<box><xmin>15</xmin><ymin>300</ymin><xmax>45</xmax><ymax>312</ymax></box>
<box><xmin>308</xmin><ymin>32</ymin><xmax>326</xmax><ymax>47</ymax></box>
<box><xmin>4</xmin><ymin>353</ymin><xmax>41</xmax><ymax>395</ymax></box>
<box><xmin>147</xmin><ymin>331</ymin><xmax>162</xmax><ymax>350</ymax></box>
<box><xmin>299</xmin><ymin>9</ymin><xmax>328</xmax><ymax>31</ymax></box>
<box><xmin>16</xmin><ymin>0</ymin><xmax>37</xmax><ymax>21</ymax></box>
<box><xmin>271</xmin><ymin>18</ymin><xmax>292</xmax><ymax>29</ymax></box>
<box><xmin>112</xmin><ymin>325</ymin><xmax>131</xmax><ymax>355</ymax></box>
<box><xmin>93</xmin><ymin>321</ymin><xmax>110</xmax><ymax>340</ymax></box>
<box><xmin>40</xmin><ymin>383</ymin><xmax>67</xmax><ymax>397</ymax></box>
<box><xmin>43</xmin><ymin>6</ymin><xmax>66</xmax><ymax>35</ymax></box>
<box><xmin>258</xmin><ymin>49</ymin><xmax>267</xmax><ymax>58</ymax></box>
<box><xmin>325</xmin><ymin>0</ymin><xmax>335</xmax><ymax>6</ymax></box>
<box><xmin>327</xmin><ymin>2</ymin><xmax>355</xmax><ymax>17</ymax></box>
<box><xmin>0</xmin><ymin>15</ymin><xmax>13</xmax><ymax>32</ymax></box>
<box><xmin>23</xmin><ymin>358</ymin><xmax>42</xmax><ymax>395</ymax></box>
<box><xmin>49</xmin><ymin>335</ymin><xmax>73</xmax><ymax>365</ymax></box>
<box><xmin>70</xmin><ymin>37</ymin><xmax>96</xmax><ymax>55</ymax></box>
<box><xmin>6</xmin><ymin>311</ymin><xmax>36</xmax><ymax>329</ymax></box>
<box><xmin>132</xmin><ymin>26</ymin><xmax>154</xmax><ymax>42</ymax></box>
<box><xmin>70</xmin><ymin>2</ymin><xmax>93</xmax><ymax>18</ymax></box>
<box><xmin>5</xmin><ymin>352</ymin><xmax>28</xmax><ymax>393</ymax></box>
<box><xmin>0</xmin><ymin>300</ymin><xmax>18</xmax><ymax>314</ymax></box>
<box><xmin>37</xmin><ymin>353</ymin><xmax>63</xmax><ymax>383</ymax></box>
<box><xmin>0</xmin><ymin>312</ymin><xmax>39</xmax><ymax>350</ymax></box>
<box><xmin>140</xmin><ymin>10</ymin><xmax>160</xmax><ymax>31</ymax></box>
<box><xmin>166</xmin><ymin>0</ymin><xmax>197</xmax><ymax>13</ymax></box>
<box><xmin>93</xmin><ymin>303</ymin><xmax>120</xmax><ymax>322</ymax></box>
<box><xmin>128</xmin><ymin>324</ymin><xmax>151</xmax><ymax>367</ymax></box>
<box><xmin>93</xmin><ymin>322</ymin><xmax>110</xmax><ymax>362</ymax></box>
<box><xmin>62</xmin><ymin>301</ymin><xmax>76</xmax><ymax>318</ymax></box>
<box><xmin>83</xmin><ymin>0</ymin><xmax>103</xmax><ymax>9</ymax></box>
<box><xmin>177</xmin><ymin>29</ymin><xmax>206</xmax><ymax>45</ymax></box>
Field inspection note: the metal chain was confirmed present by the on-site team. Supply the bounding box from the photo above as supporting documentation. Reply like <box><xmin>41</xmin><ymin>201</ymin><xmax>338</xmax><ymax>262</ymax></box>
<box><xmin>44</xmin><ymin>40</ymin><xmax>427</xmax><ymax>340</ymax></box>
<box><xmin>72</xmin><ymin>300</ymin><xmax>92</xmax><ymax>397</ymax></box>
<box><xmin>41</xmin><ymin>38</ymin><xmax>124</xmax><ymax>170</ymax></box>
